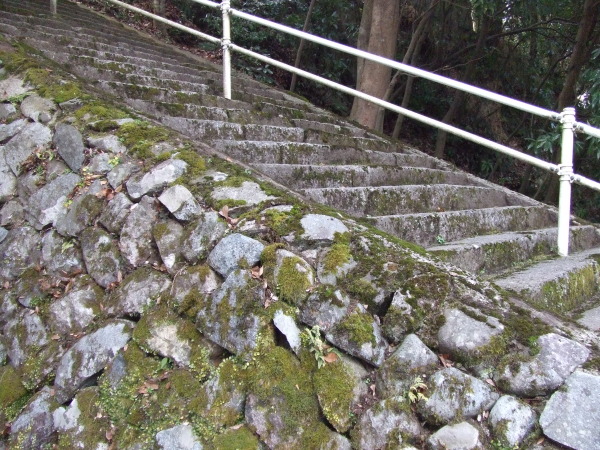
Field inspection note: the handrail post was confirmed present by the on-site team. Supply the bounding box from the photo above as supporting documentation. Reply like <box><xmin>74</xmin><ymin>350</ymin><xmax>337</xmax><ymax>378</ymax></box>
<box><xmin>50</xmin><ymin>0</ymin><xmax>57</xmax><ymax>15</ymax></box>
<box><xmin>221</xmin><ymin>0</ymin><xmax>232</xmax><ymax>99</ymax></box>
<box><xmin>557</xmin><ymin>107</ymin><xmax>576</xmax><ymax>256</ymax></box>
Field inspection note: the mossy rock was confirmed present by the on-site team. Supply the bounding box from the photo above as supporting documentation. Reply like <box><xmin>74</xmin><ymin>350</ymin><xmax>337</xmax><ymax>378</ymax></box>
<box><xmin>132</xmin><ymin>305</ymin><xmax>213</xmax><ymax>381</ymax></box>
<box><xmin>0</xmin><ymin>365</ymin><xmax>29</xmax><ymax>419</ymax></box>
<box><xmin>246</xmin><ymin>346</ymin><xmax>332</xmax><ymax>449</ymax></box>
<box><xmin>262</xmin><ymin>245</ymin><xmax>315</xmax><ymax>306</ymax></box>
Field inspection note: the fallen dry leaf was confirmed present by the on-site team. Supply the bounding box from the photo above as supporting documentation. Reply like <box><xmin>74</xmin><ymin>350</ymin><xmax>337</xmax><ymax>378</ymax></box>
<box><xmin>250</xmin><ymin>265</ymin><xmax>263</xmax><ymax>279</ymax></box>
<box><xmin>323</xmin><ymin>351</ymin><xmax>338</xmax><ymax>364</ymax></box>
<box><xmin>51</xmin><ymin>334</ymin><xmax>60</xmax><ymax>341</ymax></box>
<box><xmin>485</xmin><ymin>378</ymin><xmax>496</xmax><ymax>387</ymax></box>
<box><xmin>439</xmin><ymin>354</ymin><xmax>454</xmax><ymax>368</ymax></box>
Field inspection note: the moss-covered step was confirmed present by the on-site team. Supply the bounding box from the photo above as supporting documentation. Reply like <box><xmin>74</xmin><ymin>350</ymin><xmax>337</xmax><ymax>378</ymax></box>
<box><xmin>160</xmin><ymin>117</ymin><xmax>306</xmax><ymax>142</ymax></box>
<box><xmin>0</xmin><ymin>5</ymin><xmax>177</xmax><ymax>52</ymax></box>
<box><xmin>253</xmin><ymin>163</ymin><xmax>482</xmax><ymax>189</ymax></box>
<box><xmin>494</xmin><ymin>247</ymin><xmax>600</xmax><ymax>313</ymax></box>
<box><xmin>373</xmin><ymin>205</ymin><xmax>559</xmax><ymax>247</ymax></box>
<box><xmin>0</xmin><ymin>10</ymin><xmax>172</xmax><ymax>56</ymax></box>
<box><xmin>302</xmin><ymin>184</ymin><xmax>532</xmax><ymax>217</ymax></box>
<box><xmin>429</xmin><ymin>225</ymin><xmax>600</xmax><ymax>275</ymax></box>
<box><xmin>213</xmin><ymin>139</ymin><xmax>439</xmax><ymax>167</ymax></box>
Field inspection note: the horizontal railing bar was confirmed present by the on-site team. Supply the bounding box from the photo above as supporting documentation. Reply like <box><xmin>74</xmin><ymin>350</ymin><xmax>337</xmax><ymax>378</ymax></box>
<box><xmin>104</xmin><ymin>0</ymin><xmax>220</xmax><ymax>44</ymax></box>
<box><xmin>223</xmin><ymin>7</ymin><xmax>560</xmax><ymax>122</ymax></box>
<box><xmin>191</xmin><ymin>0</ymin><xmax>221</xmax><ymax>8</ymax></box>
<box><xmin>230</xmin><ymin>44</ymin><xmax>563</xmax><ymax>176</ymax></box>
<box><xmin>572</xmin><ymin>174</ymin><xmax>600</xmax><ymax>191</ymax></box>
<box><xmin>575</xmin><ymin>122</ymin><xmax>600</xmax><ymax>139</ymax></box>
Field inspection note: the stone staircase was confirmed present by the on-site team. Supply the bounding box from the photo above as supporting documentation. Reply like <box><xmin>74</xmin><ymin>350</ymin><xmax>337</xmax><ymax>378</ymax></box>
<box><xmin>1</xmin><ymin>0</ymin><xmax>600</xmax><ymax>322</ymax></box>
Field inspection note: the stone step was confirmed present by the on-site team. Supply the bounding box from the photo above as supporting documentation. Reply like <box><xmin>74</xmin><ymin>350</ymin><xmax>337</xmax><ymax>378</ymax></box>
<box><xmin>252</xmin><ymin>163</ymin><xmax>480</xmax><ymax>189</ymax></box>
<box><xmin>0</xmin><ymin>9</ymin><xmax>171</xmax><ymax>56</ymax></box>
<box><xmin>0</xmin><ymin>8</ymin><xmax>177</xmax><ymax>55</ymax></box>
<box><xmin>494</xmin><ymin>247</ymin><xmax>600</xmax><ymax>313</ymax></box>
<box><xmin>372</xmin><ymin>206</ymin><xmax>559</xmax><ymax>247</ymax></box>
<box><xmin>301</xmin><ymin>185</ymin><xmax>530</xmax><ymax>217</ymax></box>
<box><xmin>212</xmin><ymin>140</ymin><xmax>440</xmax><ymax>168</ymax></box>
<box><xmin>160</xmin><ymin>117</ymin><xmax>305</xmax><ymax>142</ymax></box>
<box><xmin>94</xmin><ymin>80</ymin><xmax>210</xmax><ymax>104</ymax></box>
<box><xmin>428</xmin><ymin>225</ymin><xmax>600</xmax><ymax>275</ymax></box>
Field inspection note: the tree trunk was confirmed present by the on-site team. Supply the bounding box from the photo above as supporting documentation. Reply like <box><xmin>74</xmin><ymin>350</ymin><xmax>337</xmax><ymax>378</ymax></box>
<box><xmin>289</xmin><ymin>0</ymin><xmax>317</xmax><ymax>92</ymax></box>
<box><xmin>350</xmin><ymin>0</ymin><xmax>374</xmax><ymax>119</ymax></box>
<box><xmin>349</xmin><ymin>0</ymin><xmax>400</xmax><ymax>131</ymax></box>
<box><xmin>434</xmin><ymin>14</ymin><xmax>490</xmax><ymax>159</ymax></box>
<box><xmin>153</xmin><ymin>0</ymin><xmax>166</xmax><ymax>32</ymax></box>
<box><xmin>542</xmin><ymin>0</ymin><xmax>600</xmax><ymax>203</ymax></box>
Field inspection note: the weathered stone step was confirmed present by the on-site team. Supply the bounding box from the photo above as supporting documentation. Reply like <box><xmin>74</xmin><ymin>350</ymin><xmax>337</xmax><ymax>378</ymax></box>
<box><xmin>252</xmin><ymin>164</ymin><xmax>479</xmax><ymax>189</ymax></box>
<box><xmin>0</xmin><ymin>9</ymin><xmax>170</xmax><ymax>56</ymax></box>
<box><xmin>0</xmin><ymin>7</ymin><xmax>174</xmax><ymax>54</ymax></box>
<box><xmin>372</xmin><ymin>205</ymin><xmax>558</xmax><ymax>247</ymax></box>
<box><xmin>212</xmin><ymin>140</ymin><xmax>440</xmax><ymax>167</ymax></box>
<box><xmin>429</xmin><ymin>225</ymin><xmax>600</xmax><ymax>275</ymax></box>
<box><xmin>160</xmin><ymin>117</ymin><xmax>305</xmax><ymax>142</ymax></box>
<box><xmin>494</xmin><ymin>247</ymin><xmax>600</xmax><ymax>313</ymax></box>
<box><xmin>302</xmin><ymin>185</ymin><xmax>529</xmax><ymax>217</ymax></box>
<box><xmin>95</xmin><ymin>80</ymin><xmax>210</xmax><ymax>104</ymax></box>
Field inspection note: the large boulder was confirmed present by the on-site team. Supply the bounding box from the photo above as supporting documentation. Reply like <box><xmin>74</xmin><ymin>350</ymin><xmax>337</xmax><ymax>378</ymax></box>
<box><xmin>351</xmin><ymin>397</ymin><xmax>423</xmax><ymax>449</ymax></box>
<box><xmin>418</xmin><ymin>367</ymin><xmax>499</xmax><ymax>425</ymax></box>
<box><xmin>489</xmin><ymin>395</ymin><xmax>537</xmax><ymax>447</ymax></box>
<box><xmin>196</xmin><ymin>269</ymin><xmax>270</xmax><ymax>358</ymax></box>
<box><xmin>106</xmin><ymin>267</ymin><xmax>172</xmax><ymax>317</ymax></box>
<box><xmin>24</xmin><ymin>173</ymin><xmax>80</xmax><ymax>230</ymax></box>
<box><xmin>53</xmin><ymin>123</ymin><xmax>85</xmax><ymax>171</ymax></box>
<box><xmin>54</xmin><ymin>320</ymin><xmax>134</xmax><ymax>403</ymax></box>
<box><xmin>119</xmin><ymin>195</ymin><xmax>160</xmax><ymax>267</ymax></box>
<box><xmin>207</xmin><ymin>233</ymin><xmax>264</xmax><ymax>278</ymax></box>
<box><xmin>497</xmin><ymin>333</ymin><xmax>590</xmax><ymax>396</ymax></box>
<box><xmin>80</xmin><ymin>227</ymin><xmax>123</xmax><ymax>288</ymax></box>
<box><xmin>540</xmin><ymin>370</ymin><xmax>600</xmax><ymax>450</ymax></box>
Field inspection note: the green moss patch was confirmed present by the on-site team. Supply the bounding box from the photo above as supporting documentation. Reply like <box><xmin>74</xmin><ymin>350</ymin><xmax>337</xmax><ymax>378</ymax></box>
<box><xmin>0</xmin><ymin>366</ymin><xmax>29</xmax><ymax>420</ymax></box>
<box><xmin>337</xmin><ymin>312</ymin><xmax>376</xmax><ymax>347</ymax></box>
<box><xmin>313</xmin><ymin>360</ymin><xmax>356</xmax><ymax>433</ymax></box>
<box><xmin>116</xmin><ymin>121</ymin><xmax>171</xmax><ymax>159</ymax></box>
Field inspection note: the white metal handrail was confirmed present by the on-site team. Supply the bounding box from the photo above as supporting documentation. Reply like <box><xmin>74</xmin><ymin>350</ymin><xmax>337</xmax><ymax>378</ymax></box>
<box><xmin>60</xmin><ymin>0</ymin><xmax>600</xmax><ymax>256</ymax></box>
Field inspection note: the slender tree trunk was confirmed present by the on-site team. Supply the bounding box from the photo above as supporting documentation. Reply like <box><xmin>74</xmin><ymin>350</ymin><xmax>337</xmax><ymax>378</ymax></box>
<box><xmin>350</xmin><ymin>0</ymin><xmax>374</xmax><ymax>119</ymax></box>
<box><xmin>153</xmin><ymin>0</ymin><xmax>166</xmax><ymax>32</ymax></box>
<box><xmin>349</xmin><ymin>0</ymin><xmax>400</xmax><ymax>130</ymax></box>
<box><xmin>541</xmin><ymin>0</ymin><xmax>600</xmax><ymax>203</ymax></box>
<box><xmin>290</xmin><ymin>0</ymin><xmax>317</xmax><ymax>92</ymax></box>
<box><xmin>434</xmin><ymin>15</ymin><xmax>489</xmax><ymax>159</ymax></box>
<box><xmin>389</xmin><ymin>0</ymin><xmax>438</xmax><ymax>136</ymax></box>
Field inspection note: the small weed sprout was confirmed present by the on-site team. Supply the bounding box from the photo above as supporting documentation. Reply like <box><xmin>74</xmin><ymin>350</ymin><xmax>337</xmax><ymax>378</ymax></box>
<box><xmin>436</xmin><ymin>235</ymin><xmax>446</xmax><ymax>245</ymax></box>
<box><xmin>406</xmin><ymin>376</ymin><xmax>428</xmax><ymax>404</ymax></box>
<box><xmin>301</xmin><ymin>325</ymin><xmax>341</xmax><ymax>369</ymax></box>
<box><xmin>108</xmin><ymin>155</ymin><xmax>121</xmax><ymax>168</ymax></box>
<box><xmin>61</xmin><ymin>240</ymin><xmax>75</xmax><ymax>253</ymax></box>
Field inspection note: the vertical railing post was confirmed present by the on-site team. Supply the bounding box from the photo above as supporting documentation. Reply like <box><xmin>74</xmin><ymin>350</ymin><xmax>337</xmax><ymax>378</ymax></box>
<box><xmin>221</xmin><ymin>0</ymin><xmax>232</xmax><ymax>99</ymax></box>
<box><xmin>557</xmin><ymin>107</ymin><xmax>576</xmax><ymax>256</ymax></box>
<box><xmin>50</xmin><ymin>0</ymin><xmax>57</xmax><ymax>15</ymax></box>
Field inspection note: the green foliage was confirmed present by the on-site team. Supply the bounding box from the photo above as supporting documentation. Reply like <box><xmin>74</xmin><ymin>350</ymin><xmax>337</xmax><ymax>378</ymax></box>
<box><xmin>301</xmin><ymin>325</ymin><xmax>341</xmax><ymax>369</ymax></box>
<box><xmin>405</xmin><ymin>376</ymin><xmax>428</xmax><ymax>404</ymax></box>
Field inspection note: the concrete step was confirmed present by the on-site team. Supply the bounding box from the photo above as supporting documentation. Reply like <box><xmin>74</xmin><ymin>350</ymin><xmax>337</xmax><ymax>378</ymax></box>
<box><xmin>251</xmin><ymin>164</ymin><xmax>481</xmax><ymax>189</ymax></box>
<box><xmin>212</xmin><ymin>140</ymin><xmax>441</xmax><ymax>168</ymax></box>
<box><xmin>160</xmin><ymin>117</ymin><xmax>305</xmax><ymax>142</ymax></box>
<box><xmin>429</xmin><ymin>225</ymin><xmax>600</xmax><ymax>275</ymax></box>
<box><xmin>372</xmin><ymin>206</ymin><xmax>559</xmax><ymax>247</ymax></box>
<box><xmin>0</xmin><ymin>10</ymin><xmax>171</xmax><ymax>56</ymax></box>
<box><xmin>0</xmin><ymin>8</ymin><xmax>178</xmax><ymax>55</ymax></box>
<box><xmin>94</xmin><ymin>80</ymin><xmax>210</xmax><ymax>105</ymax></box>
<box><xmin>301</xmin><ymin>185</ymin><xmax>529</xmax><ymax>217</ymax></box>
<box><xmin>494</xmin><ymin>247</ymin><xmax>600</xmax><ymax>314</ymax></box>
